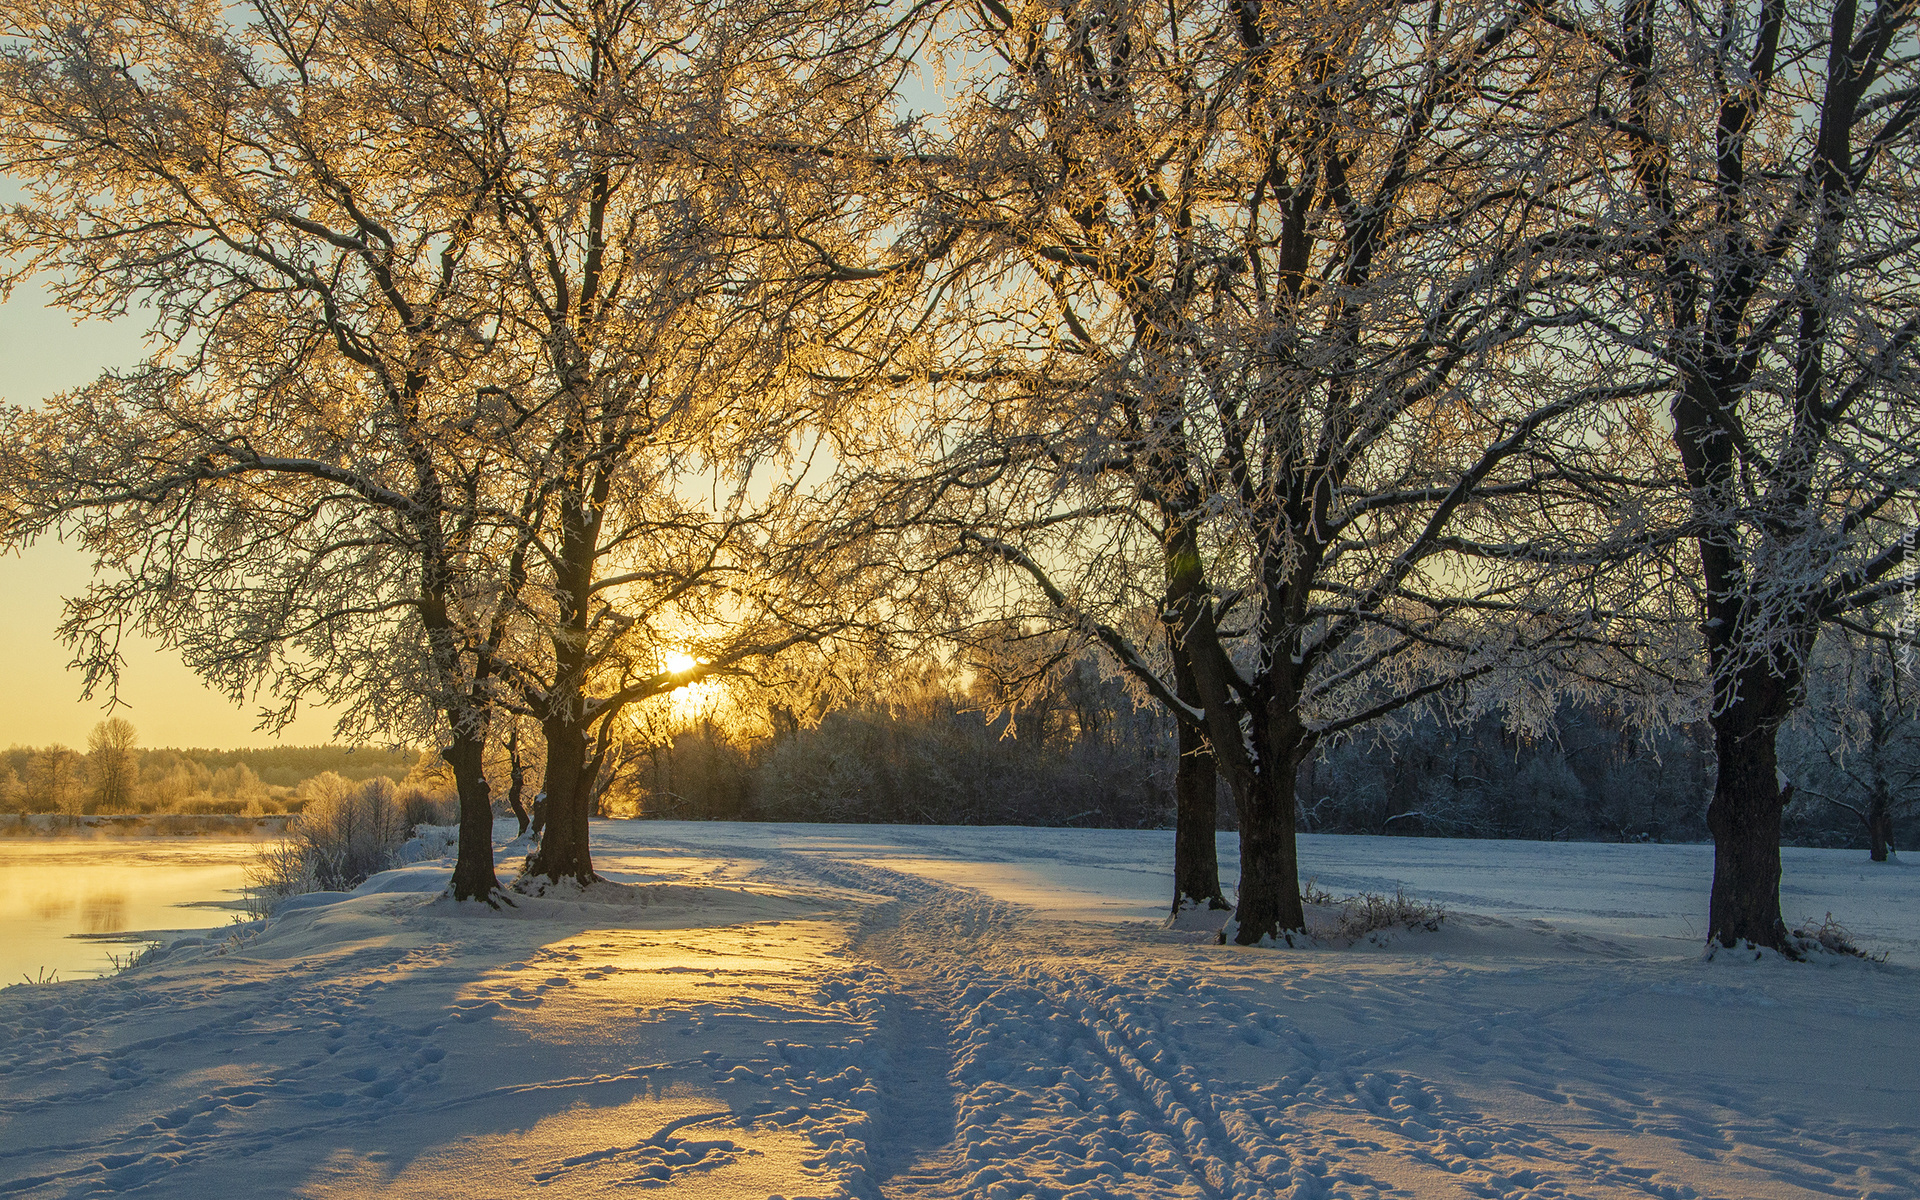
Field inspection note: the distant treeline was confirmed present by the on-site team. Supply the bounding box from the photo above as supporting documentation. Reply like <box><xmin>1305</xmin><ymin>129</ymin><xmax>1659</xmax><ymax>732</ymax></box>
<box><xmin>8</xmin><ymin>660</ymin><xmax>1912</xmax><ymax>856</ymax></box>
<box><xmin>159</xmin><ymin>745</ymin><xmax>419</xmax><ymax>788</ymax></box>
<box><xmin>615</xmin><ymin>659</ymin><xmax>1915</xmax><ymax>854</ymax></box>
<box><xmin>620</xmin><ymin>663</ymin><xmax>1173</xmax><ymax>830</ymax></box>
<box><xmin>0</xmin><ymin>733</ymin><xmax>424</xmax><ymax>817</ymax></box>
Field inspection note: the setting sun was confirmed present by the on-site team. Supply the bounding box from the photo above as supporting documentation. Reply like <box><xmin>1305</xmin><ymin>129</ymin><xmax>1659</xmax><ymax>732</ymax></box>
<box><xmin>656</xmin><ymin>649</ymin><xmax>723</xmax><ymax>719</ymax></box>
<box><xmin>663</xmin><ymin>650</ymin><xmax>698</xmax><ymax>676</ymax></box>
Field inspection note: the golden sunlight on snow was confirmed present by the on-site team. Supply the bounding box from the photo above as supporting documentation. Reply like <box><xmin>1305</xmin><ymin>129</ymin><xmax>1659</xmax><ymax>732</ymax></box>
<box><xmin>2</xmin><ymin>829</ymin><xmax>1918</xmax><ymax>1198</ymax></box>
<box><xmin>312</xmin><ymin>1099</ymin><xmax>822</xmax><ymax>1199</ymax></box>
<box><xmin>318</xmin><ymin>919</ymin><xmax>855</xmax><ymax>1198</ymax></box>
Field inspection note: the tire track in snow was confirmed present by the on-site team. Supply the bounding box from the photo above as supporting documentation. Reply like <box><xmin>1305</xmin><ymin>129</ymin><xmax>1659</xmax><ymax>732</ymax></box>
<box><xmin>1080</xmin><ymin>954</ymin><xmax>1720</xmax><ymax>1200</ymax></box>
<box><xmin>866</xmin><ymin>894</ymin><xmax>1411</xmax><ymax>1200</ymax></box>
<box><xmin>721</xmin><ymin>846</ymin><xmax>1438</xmax><ymax>1198</ymax></box>
<box><xmin>870</xmin><ymin>905</ymin><xmax>1215</xmax><ymax>1196</ymax></box>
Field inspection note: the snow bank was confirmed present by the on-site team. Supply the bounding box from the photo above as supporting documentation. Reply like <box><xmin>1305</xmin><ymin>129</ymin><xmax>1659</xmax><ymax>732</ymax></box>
<box><xmin>395</xmin><ymin>823</ymin><xmax>458</xmax><ymax>863</ymax></box>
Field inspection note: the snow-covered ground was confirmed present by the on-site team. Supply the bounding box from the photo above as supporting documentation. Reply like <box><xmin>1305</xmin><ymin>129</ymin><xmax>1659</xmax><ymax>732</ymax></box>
<box><xmin>2</xmin><ymin>822</ymin><xmax>1914</xmax><ymax>1199</ymax></box>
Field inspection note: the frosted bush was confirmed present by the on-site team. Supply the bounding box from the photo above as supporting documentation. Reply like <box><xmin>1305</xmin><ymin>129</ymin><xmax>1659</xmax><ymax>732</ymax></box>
<box><xmin>1297</xmin><ymin>878</ymin><xmax>1446</xmax><ymax>941</ymax></box>
<box><xmin>398</xmin><ymin>786</ymin><xmax>456</xmax><ymax>829</ymax></box>
<box><xmin>1329</xmin><ymin>889</ymin><xmax>1445</xmax><ymax>938</ymax></box>
<box><xmin>1787</xmin><ymin>913</ymin><xmax>1888</xmax><ymax>962</ymax></box>
<box><xmin>247</xmin><ymin>778</ymin><xmax>410</xmax><ymax>912</ymax></box>
<box><xmin>245</xmin><ymin>836</ymin><xmax>317</xmax><ymax>916</ymax></box>
<box><xmin>397</xmin><ymin>823</ymin><xmax>458</xmax><ymax>863</ymax></box>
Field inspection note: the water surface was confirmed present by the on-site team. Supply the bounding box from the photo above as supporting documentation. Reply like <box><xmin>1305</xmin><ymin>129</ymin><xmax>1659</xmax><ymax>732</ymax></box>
<box><xmin>0</xmin><ymin>838</ymin><xmax>261</xmax><ymax>983</ymax></box>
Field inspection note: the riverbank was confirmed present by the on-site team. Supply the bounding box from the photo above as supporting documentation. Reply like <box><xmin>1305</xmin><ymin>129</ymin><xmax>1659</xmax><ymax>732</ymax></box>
<box><xmin>0</xmin><ymin>813</ymin><xmax>289</xmax><ymax>838</ymax></box>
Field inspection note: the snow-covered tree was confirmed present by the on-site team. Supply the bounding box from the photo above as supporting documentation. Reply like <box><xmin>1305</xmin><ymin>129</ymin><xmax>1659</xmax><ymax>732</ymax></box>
<box><xmin>0</xmin><ymin>0</ymin><xmax>927</xmax><ymax>894</ymax></box>
<box><xmin>870</xmin><ymin>0</ymin><xmax>1666</xmax><ymax>942</ymax></box>
<box><xmin>85</xmin><ymin>717</ymin><xmax>137</xmax><ymax>812</ymax></box>
<box><xmin>0</xmin><ymin>0</ymin><xmax>536</xmax><ymax>899</ymax></box>
<box><xmin>428</xmin><ymin>0</ymin><xmax>923</xmax><ymax>889</ymax></box>
<box><xmin>1581</xmin><ymin>0</ymin><xmax>1920</xmax><ymax>951</ymax></box>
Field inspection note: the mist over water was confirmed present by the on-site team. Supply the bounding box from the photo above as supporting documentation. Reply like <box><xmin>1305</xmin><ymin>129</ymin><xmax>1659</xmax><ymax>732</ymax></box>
<box><xmin>0</xmin><ymin>839</ymin><xmax>259</xmax><ymax>983</ymax></box>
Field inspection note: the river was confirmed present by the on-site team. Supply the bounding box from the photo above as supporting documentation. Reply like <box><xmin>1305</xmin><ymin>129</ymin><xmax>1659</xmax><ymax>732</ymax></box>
<box><xmin>0</xmin><ymin>838</ymin><xmax>264</xmax><ymax>984</ymax></box>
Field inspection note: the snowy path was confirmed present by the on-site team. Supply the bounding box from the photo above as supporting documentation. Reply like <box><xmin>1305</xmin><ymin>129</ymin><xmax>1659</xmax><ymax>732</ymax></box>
<box><xmin>798</xmin><ymin>855</ymin><xmax>1918</xmax><ymax>1200</ymax></box>
<box><xmin>2</xmin><ymin>824</ymin><xmax>1916</xmax><ymax>1198</ymax></box>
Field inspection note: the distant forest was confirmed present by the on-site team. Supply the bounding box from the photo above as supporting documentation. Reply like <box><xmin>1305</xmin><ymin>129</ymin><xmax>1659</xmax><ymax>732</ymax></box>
<box><xmin>6</xmin><ymin>651</ymin><xmax>1911</xmax><ymax>856</ymax></box>
<box><xmin>0</xmin><ymin>738</ymin><xmax>422</xmax><ymax>817</ymax></box>
<box><xmin>607</xmin><ymin>654</ymin><xmax>1917</xmax><ymax>856</ymax></box>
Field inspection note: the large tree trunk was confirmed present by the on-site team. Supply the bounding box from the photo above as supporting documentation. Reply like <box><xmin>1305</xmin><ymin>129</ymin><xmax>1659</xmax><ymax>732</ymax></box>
<box><xmin>519</xmin><ymin>487</ymin><xmax>600</xmax><ymax>889</ymax></box>
<box><xmin>1172</xmin><ymin>722</ymin><xmax>1227</xmax><ymax>915</ymax></box>
<box><xmin>1166</xmin><ymin>547</ymin><xmax>1309</xmax><ymax>944</ymax></box>
<box><xmin>1227</xmin><ymin>749</ymin><xmax>1308</xmax><ymax>944</ymax></box>
<box><xmin>443</xmin><ymin>726</ymin><xmax>502</xmax><ymax>901</ymax></box>
<box><xmin>1169</xmin><ymin>643</ymin><xmax>1227</xmax><ymax>916</ymax></box>
<box><xmin>1155</xmin><ymin>496</ymin><xmax>1320</xmax><ymax>944</ymax></box>
<box><xmin>1704</xmin><ymin>699</ymin><xmax>1791</xmax><ymax>952</ymax></box>
<box><xmin>417</xmin><ymin>557</ymin><xmax>502</xmax><ymax>903</ymax></box>
<box><xmin>523</xmin><ymin>713</ymin><xmax>596</xmax><ymax>887</ymax></box>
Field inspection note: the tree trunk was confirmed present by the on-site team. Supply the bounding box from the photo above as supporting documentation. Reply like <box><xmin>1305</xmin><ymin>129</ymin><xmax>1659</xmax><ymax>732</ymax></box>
<box><xmin>1170</xmin><ymin>641</ymin><xmax>1227</xmax><ymax>915</ymax></box>
<box><xmin>411</xmin><ymin>517</ymin><xmax>507</xmax><ymax>904</ymax></box>
<box><xmin>1868</xmin><ymin>790</ymin><xmax>1893</xmax><ymax>863</ymax></box>
<box><xmin>505</xmin><ymin>726</ymin><xmax>530</xmax><ymax>838</ymax></box>
<box><xmin>522</xmin><ymin>714</ymin><xmax>596</xmax><ymax>887</ymax></box>
<box><xmin>519</xmin><ymin>481</ymin><xmax>601</xmax><ymax>888</ymax></box>
<box><xmin>443</xmin><ymin>726</ymin><xmax>502</xmax><ymax>902</ymax></box>
<box><xmin>1172</xmin><ymin>723</ymin><xmax>1228</xmax><ymax>915</ymax></box>
<box><xmin>1704</xmin><ymin>702</ymin><xmax>1790</xmax><ymax>952</ymax></box>
<box><xmin>1229</xmin><ymin>754</ymin><xmax>1307</xmax><ymax>944</ymax></box>
<box><xmin>1175</xmin><ymin>619</ymin><xmax>1310</xmax><ymax>943</ymax></box>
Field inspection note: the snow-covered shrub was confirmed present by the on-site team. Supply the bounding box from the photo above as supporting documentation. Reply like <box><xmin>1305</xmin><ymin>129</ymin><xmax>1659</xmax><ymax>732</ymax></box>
<box><xmin>1236</xmin><ymin>880</ymin><xmax>1448</xmax><ymax>947</ymax></box>
<box><xmin>1331</xmin><ymin>889</ymin><xmax>1445</xmax><ymax>937</ymax></box>
<box><xmin>1300</xmin><ymin>883</ymin><xmax>1445</xmax><ymax>940</ymax></box>
<box><xmin>1300</xmin><ymin>877</ymin><xmax>1339</xmax><ymax>906</ymax></box>
<box><xmin>245</xmin><ymin>835</ymin><xmax>317</xmax><ymax>915</ymax></box>
<box><xmin>1787</xmin><ymin>913</ymin><xmax>1888</xmax><ymax>962</ymax></box>
<box><xmin>397</xmin><ymin>823</ymin><xmax>458</xmax><ymax>863</ymax></box>
<box><xmin>247</xmin><ymin>778</ymin><xmax>410</xmax><ymax>912</ymax></box>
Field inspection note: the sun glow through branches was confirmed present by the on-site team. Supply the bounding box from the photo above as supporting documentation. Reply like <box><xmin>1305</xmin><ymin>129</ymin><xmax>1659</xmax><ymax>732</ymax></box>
<box><xmin>664</xmin><ymin>650</ymin><xmax>699</xmax><ymax>676</ymax></box>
